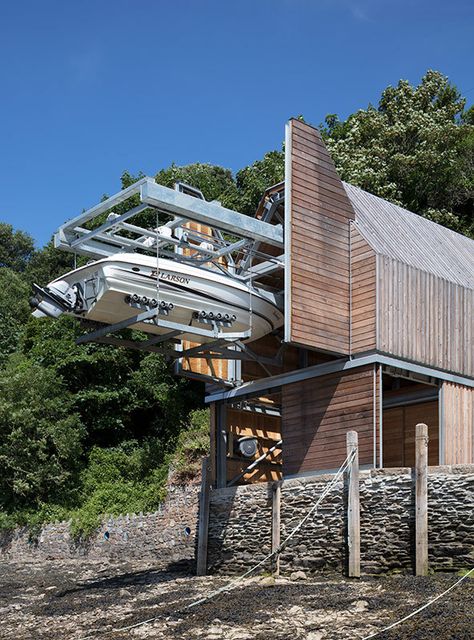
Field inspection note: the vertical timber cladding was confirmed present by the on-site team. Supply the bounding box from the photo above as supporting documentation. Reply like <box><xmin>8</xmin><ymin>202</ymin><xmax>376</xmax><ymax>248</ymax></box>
<box><xmin>377</xmin><ymin>256</ymin><xmax>474</xmax><ymax>377</ymax></box>
<box><xmin>282</xmin><ymin>365</ymin><xmax>376</xmax><ymax>475</ymax></box>
<box><xmin>383</xmin><ymin>401</ymin><xmax>439</xmax><ymax>467</ymax></box>
<box><xmin>441</xmin><ymin>382</ymin><xmax>474</xmax><ymax>464</ymax></box>
<box><xmin>285</xmin><ymin>118</ymin><xmax>355</xmax><ymax>354</ymax></box>
<box><xmin>350</xmin><ymin>226</ymin><xmax>377</xmax><ymax>353</ymax></box>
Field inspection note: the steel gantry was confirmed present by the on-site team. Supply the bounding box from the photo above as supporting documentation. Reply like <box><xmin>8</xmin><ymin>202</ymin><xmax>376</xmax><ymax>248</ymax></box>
<box><xmin>54</xmin><ymin>178</ymin><xmax>286</xmax><ymax>386</ymax></box>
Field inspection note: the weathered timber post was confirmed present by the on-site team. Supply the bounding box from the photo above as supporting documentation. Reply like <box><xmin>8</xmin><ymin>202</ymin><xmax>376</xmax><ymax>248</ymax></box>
<box><xmin>415</xmin><ymin>423</ymin><xmax>429</xmax><ymax>576</ymax></box>
<box><xmin>271</xmin><ymin>481</ymin><xmax>282</xmax><ymax>576</ymax></box>
<box><xmin>346</xmin><ymin>430</ymin><xmax>360</xmax><ymax>577</ymax></box>
<box><xmin>216</xmin><ymin>404</ymin><xmax>227</xmax><ymax>489</ymax></box>
<box><xmin>196</xmin><ymin>456</ymin><xmax>211</xmax><ymax>576</ymax></box>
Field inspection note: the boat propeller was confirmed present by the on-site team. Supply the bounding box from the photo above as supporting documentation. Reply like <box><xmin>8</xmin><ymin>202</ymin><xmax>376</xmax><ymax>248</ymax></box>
<box><xmin>29</xmin><ymin>282</ymin><xmax>79</xmax><ymax>319</ymax></box>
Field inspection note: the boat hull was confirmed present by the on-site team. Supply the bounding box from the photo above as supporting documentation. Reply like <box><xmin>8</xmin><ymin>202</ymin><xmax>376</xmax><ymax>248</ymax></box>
<box><xmin>33</xmin><ymin>254</ymin><xmax>283</xmax><ymax>344</ymax></box>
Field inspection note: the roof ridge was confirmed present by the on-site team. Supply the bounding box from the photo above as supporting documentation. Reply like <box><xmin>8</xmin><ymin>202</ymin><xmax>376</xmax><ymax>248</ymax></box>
<box><xmin>343</xmin><ymin>181</ymin><xmax>474</xmax><ymax>246</ymax></box>
<box><xmin>344</xmin><ymin>182</ymin><xmax>474</xmax><ymax>290</ymax></box>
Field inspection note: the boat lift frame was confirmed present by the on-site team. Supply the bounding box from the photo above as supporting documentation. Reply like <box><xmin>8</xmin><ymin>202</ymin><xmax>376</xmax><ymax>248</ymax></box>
<box><xmin>55</xmin><ymin>178</ymin><xmax>286</xmax><ymax>386</ymax></box>
<box><xmin>55</xmin><ymin>177</ymin><xmax>284</xmax><ymax>261</ymax></box>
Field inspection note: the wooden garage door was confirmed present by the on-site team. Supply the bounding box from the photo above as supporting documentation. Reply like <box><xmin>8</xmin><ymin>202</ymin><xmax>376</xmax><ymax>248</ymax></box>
<box><xmin>383</xmin><ymin>401</ymin><xmax>439</xmax><ymax>467</ymax></box>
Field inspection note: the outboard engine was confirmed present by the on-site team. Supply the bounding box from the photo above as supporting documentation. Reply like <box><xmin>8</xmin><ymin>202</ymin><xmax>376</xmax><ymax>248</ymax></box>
<box><xmin>29</xmin><ymin>281</ymin><xmax>78</xmax><ymax>318</ymax></box>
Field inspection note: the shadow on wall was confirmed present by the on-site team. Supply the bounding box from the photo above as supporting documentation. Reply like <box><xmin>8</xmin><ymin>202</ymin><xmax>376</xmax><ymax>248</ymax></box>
<box><xmin>205</xmin><ymin>468</ymin><xmax>474</xmax><ymax>576</ymax></box>
<box><xmin>206</xmin><ymin>483</ymin><xmax>274</xmax><ymax>575</ymax></box>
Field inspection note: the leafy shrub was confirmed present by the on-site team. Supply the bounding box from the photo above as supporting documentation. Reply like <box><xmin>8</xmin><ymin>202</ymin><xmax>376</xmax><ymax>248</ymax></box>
<box><xmin>70</xmin><ymin>409</ymin><xmax>209</xmax><ymax>538</ymax></box>
<box><xmin>0</xmin><ymin>355</ymin><xmax>84</xmax><ymax>512</ymax></box>
<box><xmin>69</xmin><ymin>441</ymin><xmax>169</xmax><ymax>539</ymax></box>
<box><xmin>171</xmin><ymin>409</ymin><xmax>210</xmax><ymax>482</ymax></box>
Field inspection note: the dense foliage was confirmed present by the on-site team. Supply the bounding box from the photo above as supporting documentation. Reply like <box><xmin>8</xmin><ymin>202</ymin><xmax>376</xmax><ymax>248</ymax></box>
<box><xmin>0</xmin><ymin>71</ymin><xmax>472</xmax><ymax>536</ymax></box>
<box><xmin>322</xmin><ymin>70</ymin><xmax>474</xmax><ymax>237</ymax></box>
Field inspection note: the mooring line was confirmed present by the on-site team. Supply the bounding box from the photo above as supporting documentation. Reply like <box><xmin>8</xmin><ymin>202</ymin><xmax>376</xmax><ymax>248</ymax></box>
<box><xmin>78</xmin><ymin>450</ymin><xmax>356</xmax><ymax>639</ymax></box>
<box><xmin>360</xmin><ymin>567</ymin><xmax>474</xmax><ymax>639</ymax></box>
<box><xmin>186</xmin><ymin>448</ymin><xmax>356</xmax><ymax>611</ymax></box>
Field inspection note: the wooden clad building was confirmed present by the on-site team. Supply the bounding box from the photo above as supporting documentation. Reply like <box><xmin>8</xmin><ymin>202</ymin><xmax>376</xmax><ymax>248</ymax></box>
<box><xmin>202</xmin><ymin>119</ymin><xmax>474</xmax><ymax>486</ymax></box>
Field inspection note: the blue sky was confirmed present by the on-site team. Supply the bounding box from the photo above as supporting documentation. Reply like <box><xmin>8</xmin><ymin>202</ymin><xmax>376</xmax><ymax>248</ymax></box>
<box><xmin>1</xmin><ymin>0</ymin><xmax>473</xmax><ymax>246</ymax></box>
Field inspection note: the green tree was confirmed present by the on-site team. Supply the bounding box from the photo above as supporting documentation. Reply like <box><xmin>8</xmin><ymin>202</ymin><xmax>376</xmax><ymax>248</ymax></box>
<box><xmin>154</xmin><ymin>163</ymin><xmax>235</xmax><ymax>202</ymax></box>
<box><xmin>21</xmin><ymin>318</ymin><xmax>201</xmax><ymax>448</ymax></box>
<box><xmin>223</xmin><ymin>150</ymin><xmax>284</xmax><ymax>215</ymax></box>
<box><xmin>0</xmin><ymin>223</ymin><xmax>35</xmax><ymax>272</ymax></box>
<box><xmin>322</xmin><ymin>70</ymin><xmax>474</xmax><ymax>237</ymax></box>
<box><xmin>0</xmin><ymin>268</ymin><xmax>31</xmax><ymax>365</ymax></box>
<box><xmin>25</xmin><ymin>240</ymin><xmax>77</xmax><ymax>288</ymax></box>
<box><xmin>127</xmin><ymin>352</ymin><xmax>202</xmax><ymax>448</ymax></box>
<box><xmin>0</xmin><ymin>355</ymin><xmax>84</xmax><ymax>511</ymax></box>
<box><xmin>21</xmin><ymin>317</ymin><xmax>140</xmax><ymax>447</ymax></box>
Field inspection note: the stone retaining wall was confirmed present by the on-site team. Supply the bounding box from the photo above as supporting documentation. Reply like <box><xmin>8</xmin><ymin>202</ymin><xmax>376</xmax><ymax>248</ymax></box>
<box><xmin>0</xmin><ymin>485</ymin><xmax>200</xmax><ymax>570</ymax></box>
<box><xmin>2</xmin><ymin>467</ymin><xmax>472</xmax><ymax>576</ymax></box>
<box><xmin>208</xmin><ymin>465</ymin><xmax>474</xmax><ymax>575</ymax></box>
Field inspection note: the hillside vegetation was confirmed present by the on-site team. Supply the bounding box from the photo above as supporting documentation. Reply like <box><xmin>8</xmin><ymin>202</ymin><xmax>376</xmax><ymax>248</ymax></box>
<box><xmin>0</xmin><ymin>71</ymin><xmax>472</xmax><ymax>537</ymax></box>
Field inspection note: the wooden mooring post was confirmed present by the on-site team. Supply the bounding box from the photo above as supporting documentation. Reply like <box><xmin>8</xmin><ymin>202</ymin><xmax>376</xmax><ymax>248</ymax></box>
<box><xmin>415</xmin><ymin>423</ymin><xmax>429</xmax><ymax>576</ymax></box>
<box><xmin>196</xmin><ymin>456</ymin><xmax>211</xmax><ymax>576</ymax></box>
<box><xmin>346</xmin><ymin>430</ymin><xmax>360</xmax><ymax>577</ymax></box>
<box><xmin>271</xmin><ymin>481</ymin><xmax>281</xmax><ymax>576</ymax></box>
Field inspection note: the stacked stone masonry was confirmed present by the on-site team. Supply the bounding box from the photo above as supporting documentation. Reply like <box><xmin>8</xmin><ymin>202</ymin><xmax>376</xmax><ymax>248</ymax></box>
<box><xmin>0</xmin><ymin>485</ymin><xmax>199</xmax><ymax>570</ymax></box>
<box><xmin>208</xmin><ymin>466</ymin><xmax>474</xmax><ymax>575</ymax></box>
<box><xmin>1</xmin><ymin>468</ymin><xmax>472</xmax><ymax>575</ymax></box>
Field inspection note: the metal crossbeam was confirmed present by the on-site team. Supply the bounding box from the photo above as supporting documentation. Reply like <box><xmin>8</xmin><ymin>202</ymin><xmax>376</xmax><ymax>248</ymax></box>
<box><xmin>76</xmin><ymin>308</ymin><xmax>252</xmax><ymax>349</ymax></box>
<box><xmin>179</xmin><ymin>339</ymin><xmax>229</xmax><ymax>359</ymax></box>
<box><xmin>188</xmin><ymin>343</ymin><xmax>285</xmax><ymax>368</ymax></box>
<box><xmin>76</xmin><ymin>308</ymin><xmax>160</xmax><ymax>344</ymax></box>
<box><xmin>140</xmin><ymin>180</ymin><xmax>283</xmax><ymax>247</ymax></box>
<box><xmin>241</xmin><ymin>255</ymin><xmax>285</xmax><ymax>281</ymax></box>
<box><xmin>55</xmin><ymin>178</ymin><xmax>283</xmax><ymax>263</ymax></box>
<box><xmin>93</xmin><ymin>335</ymin><xmax>176</xmax><ymax>357</ymax></box>
<box><xmin>70</xmin><ymin>204</ymin><xmax>150</xmax><ymax>248</ymax></box>
<box><xmin>56</xmin><ymin>178</ymin><xmax>147</xmax><ymax>236</ymax></box>
<box><xmin>141</xmin><ymin>330</ymin><xmax>182</xmax><ymax>346</ymax></box>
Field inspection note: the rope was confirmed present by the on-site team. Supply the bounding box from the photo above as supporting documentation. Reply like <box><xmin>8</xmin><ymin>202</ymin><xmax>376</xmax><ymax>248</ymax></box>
<box><xmin>186</xmin><ymin>447</ymin><xmax>355</xmax><ymax>610</ymax></box>
<box><xmin>360</xmin><ymin>567</ymin><xmax>474</xmax><ymax>639</ymax></box>
<box><xmin>78</xmin><ymin>449</ymin><xmax>356</xmax><ymax>639</ymax></box>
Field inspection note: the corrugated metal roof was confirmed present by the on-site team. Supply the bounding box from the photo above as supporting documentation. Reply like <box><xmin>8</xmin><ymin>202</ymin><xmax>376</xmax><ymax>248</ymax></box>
<box><xmin>344</xmin><ymin>182</ymin><xmax>474</xmax><ymax>289</ymax></box>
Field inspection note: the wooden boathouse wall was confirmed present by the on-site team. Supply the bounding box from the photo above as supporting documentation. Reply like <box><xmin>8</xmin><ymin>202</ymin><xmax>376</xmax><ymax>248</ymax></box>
<box><xmin>350</xmin><ymin>225</ymin><xmax>377</xmax><ymax>353</ymax></box>
<box><xmin>285</xmin><ymin>118</ymin><xmax>354</xmax><ymax>355</ymax></box>
<box><xmin>346</xmin><ymin>183</ymin><xmax>474</xmax><ymax>378</ymax></box>
<box><xmin>281</xmin><ymin>364</ymin><xmax>379</xmax><ymax>475</ymax></box>
<box><xmin>441</xmin><ymin>382</ymin><xmax>474</xmax><ymax>464</ymax></box>
<box><xmin>206</xmin><ymin>119</ymin><xmax>474</xmax><ymax>486</ymax></box>
<box><xmin>209</xmin><ymin>402</ymin><xmax>283</xmax><ymax>487</ymax></box>
<box><xmin>383</xmin><ymin>400</ymin><xmax>439</xmax><ymax>467</ymax></box>
<box><xmin>376</xmin><ymin>256</ymin><xmax>474</xmax><ymax>378</ymax></box>
<box><xmin>225</xmin><ymin>407</ymin><xmax>282</xmax><ymax>483</ymax></box>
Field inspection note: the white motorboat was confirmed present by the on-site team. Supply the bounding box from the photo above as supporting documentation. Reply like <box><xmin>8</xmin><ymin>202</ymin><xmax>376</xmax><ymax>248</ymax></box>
<box><xmin>30</xmin><ymin>253</ymin><xmax>284</xmax><ymax>343</ymax></box>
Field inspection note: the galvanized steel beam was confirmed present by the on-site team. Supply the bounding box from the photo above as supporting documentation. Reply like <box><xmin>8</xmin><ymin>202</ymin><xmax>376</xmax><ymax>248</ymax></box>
<box><xmin>140</xmin><ymin>180</ymin><xmax>283</xmax><ymax>247</ymax></box>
